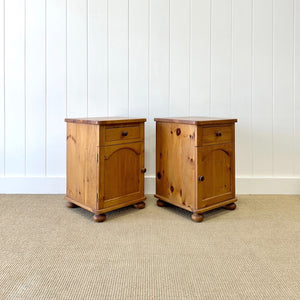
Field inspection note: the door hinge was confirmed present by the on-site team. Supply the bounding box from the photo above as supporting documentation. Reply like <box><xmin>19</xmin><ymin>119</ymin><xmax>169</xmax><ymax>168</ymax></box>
<box><xmin>96</xmin><ymin>192</ymin><xmax>98</xmax><ymax>202</ymax></box>
<box><xmin>97</xmin><ymin>153</ymin><xmax>98</xmax><ymax>163</ymax></box>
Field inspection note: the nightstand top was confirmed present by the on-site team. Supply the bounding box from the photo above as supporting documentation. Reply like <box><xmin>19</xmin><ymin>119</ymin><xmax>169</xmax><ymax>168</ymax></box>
<box><xmin>154</xmin><ymin>116</ymin><xmax>237</xmax><ymax>126</ymax></box>
<box><xmin>65</xmin><ymin>117</ymin><xmax>147</xmax><ymax>125</ymax></box>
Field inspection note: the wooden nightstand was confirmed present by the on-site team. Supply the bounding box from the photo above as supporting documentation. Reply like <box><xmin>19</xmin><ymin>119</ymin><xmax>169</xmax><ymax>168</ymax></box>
<box><xmin>64</xmin><ymin>117</ymin><xmax>147</xmax><ymax>222</ymax></box>
<box><xmin>154</xmin><ymin>117</ymin><xmax>237</xmax><ymax>222</ymax></box>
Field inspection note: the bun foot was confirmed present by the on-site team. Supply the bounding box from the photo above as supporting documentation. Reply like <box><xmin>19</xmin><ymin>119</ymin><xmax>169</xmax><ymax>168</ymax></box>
<box><xmin>133</xmin><ymin>201</ymin><xmax>146</xmax><ymax>209</ymax></box>
<box><xmin>156</xmin><ymin>199</ymin><xmax>166</xmax><ymax>207</ymax></box>
<box><xmin>66</xmin><ymin>202</ymin><xmax>77</xmax><ymax>208</ymax></box>
<box><xmin>191</xmin><ymin>213</ymin><xmax>204</xmax><ymax>223</ymax></box>
<box><xmin>224</xmin><ymin>203</ymin><xmax>236</xmax><ymax>210</ymax></box>
<box><xmin>93</xmin><ymin>214</ymin><xmax>106</xmax><ymax>222</ymax></box>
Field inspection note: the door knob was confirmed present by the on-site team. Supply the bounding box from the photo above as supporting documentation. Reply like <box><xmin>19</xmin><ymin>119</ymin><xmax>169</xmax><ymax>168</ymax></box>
<box><xmin>121</xmin><ymin>131</ymin><xmax>128</xmax><ymax>136</ymax></box>
<box><xmin>141</xmin><ymin>168</ymin><xmax>147</xmax><ymax>173</ymax></box>
<box><xmin>198</xmin><ymin>176</ymin><xmax>205</xmax><ymax>182</ymax></box>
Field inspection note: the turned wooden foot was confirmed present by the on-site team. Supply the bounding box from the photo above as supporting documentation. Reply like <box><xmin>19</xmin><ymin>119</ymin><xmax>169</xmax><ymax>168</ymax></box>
<box><xmin>156</xmin><ymin>199</ymin><xmax>166</xmax><ymax>207</ymax></box>
<box><xmin>224</xmin><ymin>203</ymin><xmax>236</xmax><ymax>210</ymax></box>
<box><xmin>133</xmin><ymin>201</ymin><xmax>145</xmax><ymax>209</ymax></box>
<box><xmin>93</xmin><ymin>214</ymin><xmax>106</xmax><ymax>222</ymax></box>
<box><xmin>66</xmin><ymin>201</ymin><xmax>77</xmax><ymax>208</ymax></box>
<box><xmin>191</xmin><ymin>213</ymin><xmax>204</xmax><ymax>223</ymax></box>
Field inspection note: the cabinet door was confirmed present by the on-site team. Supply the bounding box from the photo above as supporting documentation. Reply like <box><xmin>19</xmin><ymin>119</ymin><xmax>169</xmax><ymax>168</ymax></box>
<box><xmin>196</xmin><ymin>143</ymin><xmax>235</xmax><ymax>209</ymax></box>
<box><xmin>99</xmin><ymin>142</ymin><xmax>145</xmax><ymax>208</ymax></box>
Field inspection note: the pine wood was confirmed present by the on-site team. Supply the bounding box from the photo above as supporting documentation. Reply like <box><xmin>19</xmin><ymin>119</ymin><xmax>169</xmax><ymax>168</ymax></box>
<box><xmin>191</xmin><ymin>213</ymin><xmax>204</xmax><ymax>223</ymax></box>
<box><xmin>224</xmin><ymin>203</ymin><xmax>237</xmax><ymax>210</ymax></box>
<box><xmin>100</xmin><ymin>123</ymin><xmax>144</xmax><ymax>146</ymax></box>
<box><xmin>65</xmin><ymin>117</ymin><xmax>146</xmax><ymax>222</ymax></box>
<box><xmin>201</xmin><ymin>125</ymin><xmax>233</xmax><ymax>146</ymax></box>
<box><xmin>65</xmin><ymin>117</ymin><xmax>146</xmax><ymax>125</ymax></box>
<box><xmin>66</xmin><ymin>201</ymin><xmax>77</xmax><ymax>208</ymax></box>
<box><xmin>154</xmin><ymin>117</ymin><xmax>237</xmax><ymax>222</ymax></box>
<box><xmin>156</xmin><ymin>199</ymin><xmax>166</xmax><ymax>207</ymax></box>
<box><xmin>93</xmin><ymin>214</ymin><xmax>106</xmax><ymax>222</ymax></box>
<box><xmin>133</xmin><ymin>202</ymin><xmax>146</xmax><ymax>209</ymax></box>
<box><xmin>154</xmin><ymin>116</ymin><xmax>237</xmax><ymax>126</ymax></box>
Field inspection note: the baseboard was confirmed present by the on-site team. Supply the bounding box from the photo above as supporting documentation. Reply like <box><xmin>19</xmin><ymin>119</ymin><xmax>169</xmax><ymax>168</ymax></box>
<box><xmin>0</xmin><ymin>176</ymin><xmax>300</xmax><ymax>195</ymax></box>
<box><xmin>0</xmin><ymin>177</ymin><xmax>66</xmax><ymax>194</ymax></box>
<box><xmin>236</xmin><ymin>177</ymin><xmax>300</xmax><ymax>194</ymax></box>
<box><xmin>0</xmin><ymin>176</ymin><xmax>156</xmax><ymax>194</ymax></box>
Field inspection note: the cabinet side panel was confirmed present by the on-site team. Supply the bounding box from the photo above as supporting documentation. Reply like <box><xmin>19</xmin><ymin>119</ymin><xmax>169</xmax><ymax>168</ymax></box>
<box><xmin>180</xmin><ymin>127</ymin><xmax>197</xmax><ymax>209</ymax></box>
<box><xmin>232</xmin><ymin>124</ymin><xmax>236</xmax><ymax>198</ymax></box>
<box><xmin>66</xmin><ymin>123</ymin><xmax>85</xmax><ymax>203</ymax></box>
<box><xmin>156</xmin><ymin>122</ymin><xmax>196</xmax><ymax>209</ymax></box>
<box><xmin>140</xmin><ymin>140</ymin><xmax>145</xmax><ymax>195</ymax></box>
<box><xmin>84</xmin><ymin>125</ymin><xmax>99</xmax><ymax>209</ymax></box>
<box><xmin>66</xmin><ymin>123</ymin><xmax>99</xmax><ymax>209</ymax></box>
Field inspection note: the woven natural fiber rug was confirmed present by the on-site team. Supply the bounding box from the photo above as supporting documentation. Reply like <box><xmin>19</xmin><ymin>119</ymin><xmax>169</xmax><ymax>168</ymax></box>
<box><xmin>0</xmin><ymin>194</ymin><xmax>299</xmax><ymax>299</ymax></box>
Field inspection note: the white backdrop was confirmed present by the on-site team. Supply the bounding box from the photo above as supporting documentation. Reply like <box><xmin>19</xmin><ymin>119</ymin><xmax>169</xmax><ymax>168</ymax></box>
<box><xmin>0</xmin><ymin>0</ymin><xmax>300</xmax><ymax>194</ymax></box>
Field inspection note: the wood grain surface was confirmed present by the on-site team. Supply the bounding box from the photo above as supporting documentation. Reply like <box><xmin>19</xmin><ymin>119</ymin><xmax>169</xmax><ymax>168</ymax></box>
<box><xmin>155</xmin><ymin>117</ymin><xmax>237</xmax><ymax>221</ymax></box>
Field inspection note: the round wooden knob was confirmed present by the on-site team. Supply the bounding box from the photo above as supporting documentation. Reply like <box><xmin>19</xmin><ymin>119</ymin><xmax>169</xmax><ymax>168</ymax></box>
<box><xmin>198</xmin><ymin>176</ymin><xmax>205</xmax><ymax>182</ymax></box>
<box><xmin>216</xmin><ymin>131</ymin><xmax>222</xmax><ymax>137</ymax></box>
<box><xmin>141</xmin><ymin>168</ymin><xmax>147</xmax><ymax>173</ymax></box>
<box><xmin>121</xmin><ymin>131</ymin><xmax>128</xmax><ymax>136</ymax></box>
<box><xmin>176</xmin><ymin>128</ymin><xmax>181</xmax><ymax>136</ymax></box>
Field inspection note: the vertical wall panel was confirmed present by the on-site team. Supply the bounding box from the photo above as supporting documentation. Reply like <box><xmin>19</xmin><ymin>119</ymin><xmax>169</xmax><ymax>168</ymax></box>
<box><xmin>67</xmin><ymin>0</ymin><xmax>87</xmax><ymax>118</ymax></box>
<box><xmin>46</xmin><ymin>0</ymin><xmax>66</xmax><ymax>176</ymax></box>
<box><xmin>1</xmin><ymin>0</ymin><xmax>300</xmax><ymax>193</ymax></box>
<box><xmin>295</xmin><ymin>0</ymin><xmax>300</xmax><ymax>176</ymax></box>
<box><xmin>231</xmin><ymin>0</ymin><xmax>252</xmax><ymax>176</ymax></box>
<box><xmin>0</xmin><ymin>0</ymin><xmax>4</xmax><ymax>175</ymax></box>
<box><xmin>273</xmin><ymin>0</ymin><xmax>294</xmax><ymax>176</ymax></box>
<box><xmin>190</xmin><ymin>0</ymin><xmax>211</xmax><ymax>117</ymax></box>
<box><xmin>128</xmin><ymin>0</ymin><xmax>148</xmax><ymax>118</ymax></box>
<box><xmin>211</xmin><ymin>0</ymin><xmax>232</xmax><ymax>117</ymax></box>
<box><xmin>148</xmin><ymin>0</ymin><xmax>170</xmax><ymax>176</ymax></box>
<box><xmin>5</xmin><ymin>0</ymin><xmax>25</xmax><ymax>175</ymax></box>
<box><xmin>88</xmin><ymin>0</ymin><xmax>107</xmax><ymax>117</ymax></box>
<box><xmin>128</xmin><ymin>0</ymin><xmax>149</xmax><ymax>171</ymax></box>
<box><xmin>252</xmin><ymin>0</ymin><xmax>273</xmax><ymax>176</ymax></box>
<box><xmin>169</xmin><ymin>0</ymin><xmax>190</xmax><ymax>116</ymax></box>
<box><xmin>148</xmin><ymin>0</ymin><xmax>169</xmax><ymax>121</ymax></box>
<box><xmin>108</xmin><ymin>0</ymin><xmax>128</xmax><ymax>116</ymax></box>
<box><xmin>26</xmin><ymin>0</ymin><xmax>45</xmax><ymax>176</ymax></box>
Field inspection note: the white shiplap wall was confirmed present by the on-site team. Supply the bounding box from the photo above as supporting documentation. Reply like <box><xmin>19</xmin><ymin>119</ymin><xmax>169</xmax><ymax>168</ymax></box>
<box><xmin>0</xmin><ymin>0</ymin><xmax>300</xmax><ymax>194</ymax></box>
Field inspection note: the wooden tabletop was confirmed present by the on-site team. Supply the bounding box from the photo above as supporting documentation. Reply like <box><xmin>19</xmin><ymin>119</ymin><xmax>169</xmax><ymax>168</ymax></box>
<box><xmin>65</xmin><ymin>117</ymin><xmax>147</xmax><ymax>125</ymax></box>
<box><xmin>154</xmin><ymin>116</ymin><xmax>237</xmax><ymax>125</ymax></box>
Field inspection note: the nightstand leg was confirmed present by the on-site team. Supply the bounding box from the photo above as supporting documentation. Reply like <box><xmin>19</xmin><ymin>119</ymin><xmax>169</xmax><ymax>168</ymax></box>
<box><xmin>93</xmin><ymin>214</ymin><xmax>106</xmax><ymax>222</ymax></box>
<box><xmin>133</xmin><ymin>201</ymin><xmax>146</xmax><ymax>209</ymax></box>
<box><xmin>224</xmin><ymin>203</ymin><xmax>236</xmax><ymax>210</ymax></box>
<box><xmin>66</xmin><ymin>202</ymin><xmax>77</xmax><ymax>208</ymax></box>
<box><xmin>191</xmin><ymin>213</ymin><xmax>204</xmax><ymax>223</ymax></box>
<box><xmin>156</xmin><ymin>199</ymin><xmax>166</xmax><ymax>207</ymax></box>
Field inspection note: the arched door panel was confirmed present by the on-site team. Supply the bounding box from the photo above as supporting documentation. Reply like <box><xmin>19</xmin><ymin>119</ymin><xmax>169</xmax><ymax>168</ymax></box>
<box><xmin>99</xmin><ymin>142</ymin><xmax>144</xmax><ymax>208</ymax></box>
<box><xmin>197</xmin><ymin>144</ymin><xmax>235</xmax><ymax>208</ymax></box>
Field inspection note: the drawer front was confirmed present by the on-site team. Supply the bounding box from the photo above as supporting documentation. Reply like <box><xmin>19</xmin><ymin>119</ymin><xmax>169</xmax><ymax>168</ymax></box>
<box><xmin>201</xmin><ymin>125</ymin><xmax>233</xmax><ymax>146</ymax></box>
<box><xmin>103</xmin><ymin>124</ymin><xmax>143</xmax><ymax>145</ymax></box>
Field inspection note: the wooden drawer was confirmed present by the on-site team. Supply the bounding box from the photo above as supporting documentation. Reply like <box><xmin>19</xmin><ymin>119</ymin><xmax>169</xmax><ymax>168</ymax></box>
<box><xmin>102</xmin><ymin>124</ymin><xmax>143</xmax><ymax>145</ymax></box>
<box><xmin>201</xmin><ymin>125</ymin><xmax>233</xmax><ymax>146</ymax></box>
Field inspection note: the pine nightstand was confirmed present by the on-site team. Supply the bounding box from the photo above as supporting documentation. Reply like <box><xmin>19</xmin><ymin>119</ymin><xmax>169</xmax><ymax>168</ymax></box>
<box><xmin>154</xmin><ymin>117</ymin><xmax>237</xmax><ymax>222</ymax></box>
<box><xmin>65</xmin><ymin>117</ymin><xmax>147</xmax><ymax>222</ymax></box>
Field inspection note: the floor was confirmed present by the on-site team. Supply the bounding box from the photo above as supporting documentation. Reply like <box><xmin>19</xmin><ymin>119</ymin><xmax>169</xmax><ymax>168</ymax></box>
<box><xmin>0</xmin><ymin>194</ymin><xmax>299</xmax><ymax>299</ymax></box>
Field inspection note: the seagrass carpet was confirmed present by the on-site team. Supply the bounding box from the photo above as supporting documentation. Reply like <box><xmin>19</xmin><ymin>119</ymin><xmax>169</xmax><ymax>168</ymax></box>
<box><xmin>0</xmin><ymin>194</ymin><xmax>299</xmax><ymax>299</ymax></box>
